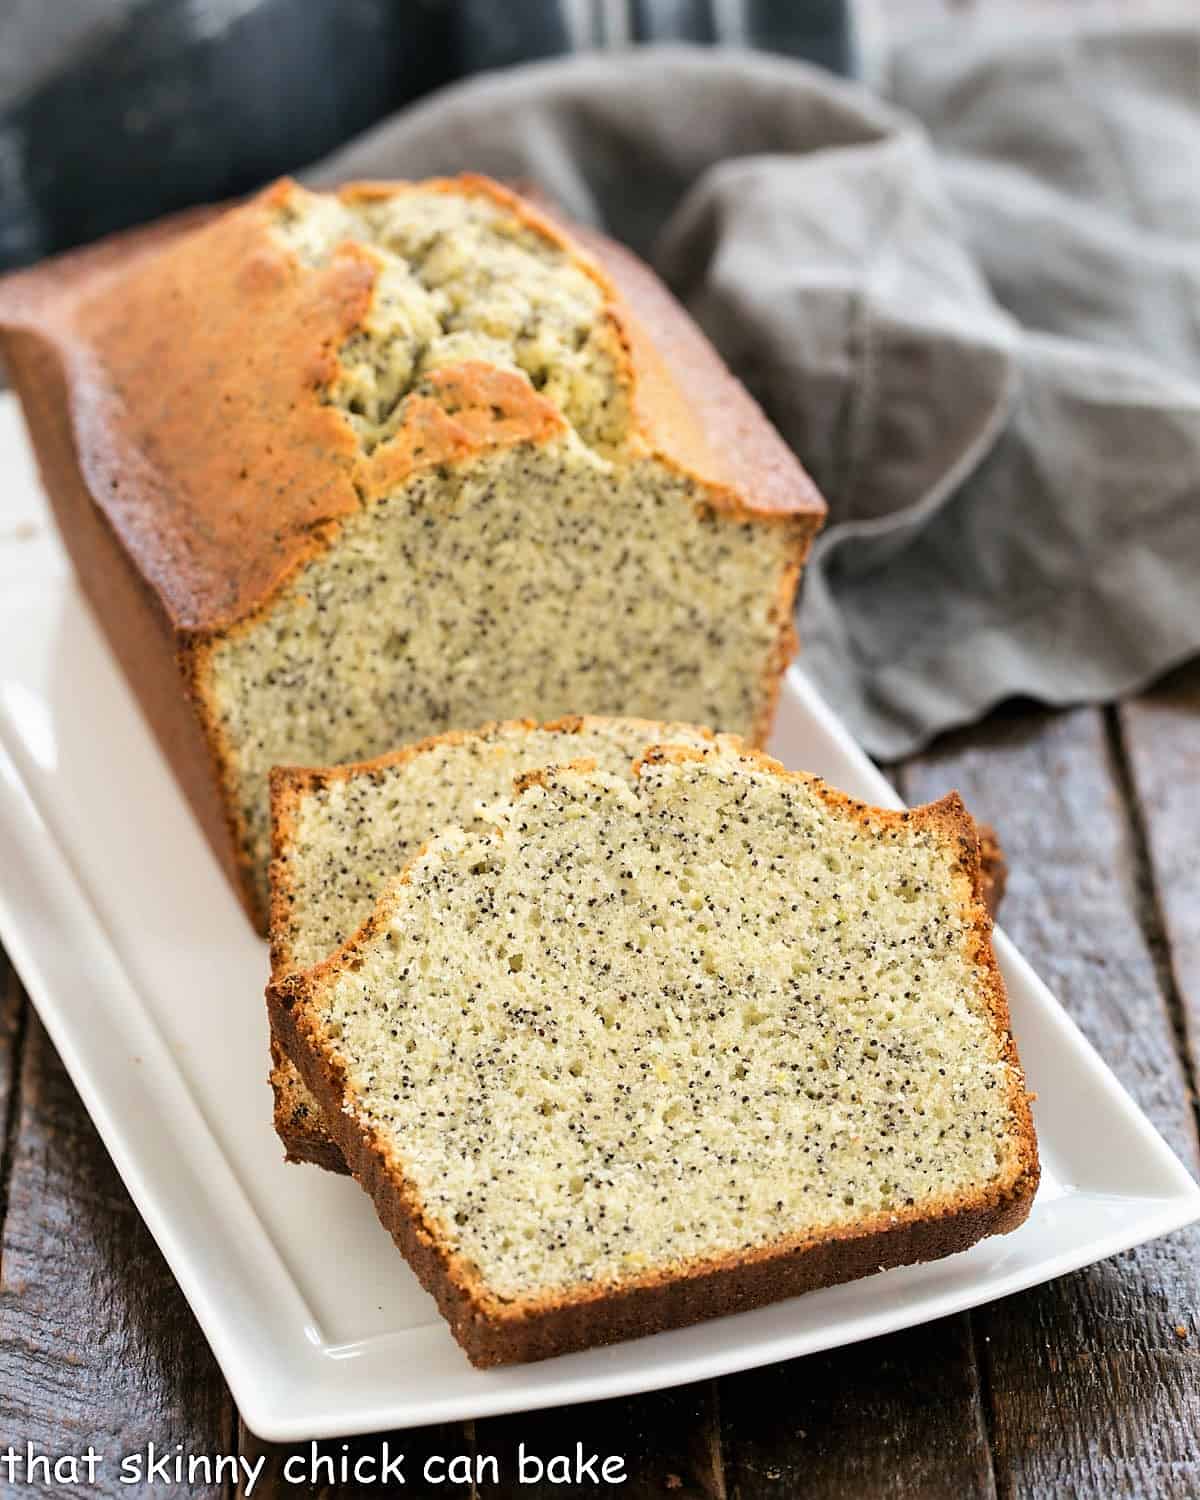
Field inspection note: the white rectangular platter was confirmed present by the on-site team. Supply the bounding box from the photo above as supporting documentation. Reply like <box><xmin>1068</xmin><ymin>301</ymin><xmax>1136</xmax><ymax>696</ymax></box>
<box><xmin>0</xmin><ymin>394</ymin><xmax>1196</xmax><ymax>1442</ymax></box>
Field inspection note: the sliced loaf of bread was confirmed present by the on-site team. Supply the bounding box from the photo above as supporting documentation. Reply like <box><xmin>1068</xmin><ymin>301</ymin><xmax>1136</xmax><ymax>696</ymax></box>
<box><xmin>270</xmin><ymin>745</ymin><xmax>1038</xmax><ymax>1366</ymax></box>
<box><xmin>0</xmin><ymin>177</ymin><xmax>824</xmax><ymax>930</ymax></box>
<box><xmin>268</xmin><ymin>716</ymin><xmax>721</xmax><ymax>1169</ymax></box>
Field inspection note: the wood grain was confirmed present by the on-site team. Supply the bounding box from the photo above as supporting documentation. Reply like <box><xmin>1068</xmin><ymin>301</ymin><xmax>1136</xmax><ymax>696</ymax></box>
<box><xmin>902</xmin><ymin>704</ymin><xmax>1200</xmax><ymax>1500</ymax></box>
<box><xmin>470</xmin><ymin>1380</ymin><xmax>725</xmax><ymax>1498</ymax></box>
<box><xmin>236</xmin><ymin>1378</ymin><xmax>728</xmax><ymax>1497</ymax></box>
<box><xmin>0</xmin><ymin>950</ymin><xmax>25</xmax><ymax>1220</ymax></box>
<box><xmin>1118</xmin><ymin>662</ymin><xmax>1200</xmax><ymax>1108</ymax></box>
<box><xmin>718</xmin><ymin>1317</ymin><xmax>995</xmax><ymax>1499</ymax></box>
<box><xmin>0</xmin><ymin>1003</ymin><xmax>233</xmax><ymax>1498</ymax></box>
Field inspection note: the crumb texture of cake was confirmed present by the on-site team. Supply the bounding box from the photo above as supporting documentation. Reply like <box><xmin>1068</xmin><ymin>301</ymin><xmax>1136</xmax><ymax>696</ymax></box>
<box><xmin>273</xmin><ymin>186</ymin><xmax>627</xmax><ymax>452</ymax></box>
<box><xmin>0</xmin><ymin>175</ymin><xmax>823</xmax><ymax>928</ymax></box>
<box><xmin>274</xmin><ymin>750</ymin><xmax>1037</xmax><ymax>1363</ymax></box>
<box><xmin>215</xmin><ymin>440</ymin><xmax>799</xmax><ymax>905</ymax></box>
<box><xmin>272</xmin><ymin>717</ymin><xmax>719</xmax><ymax>975</ymax></box>
<box><xmin>269</xmin><ymin>716</ymin><xmax>721</xmax><ymax>1169</ymax></box>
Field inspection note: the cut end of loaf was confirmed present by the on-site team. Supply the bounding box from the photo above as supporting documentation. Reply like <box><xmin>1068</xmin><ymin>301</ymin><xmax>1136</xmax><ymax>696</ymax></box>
<box><xmin>210</xmin><ymin>436</ymin><xmax>809</xmax><ymax>915</ymax></box>
<box><xmin>197</xmin><ymin>179</ymin><xmax>819</xmax><ymax>912</ymax></box>
<box><xmin>273</xmin><ymin>748</ymin><xmax>1038</xmax><ymax>1364</ymax></box>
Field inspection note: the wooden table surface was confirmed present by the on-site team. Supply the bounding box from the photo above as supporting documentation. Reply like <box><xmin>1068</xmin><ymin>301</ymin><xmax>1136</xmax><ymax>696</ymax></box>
<box><xmin>1</xmin><ymin>661</ymin><xmax>1197</xmax><ymax>1498</ymax></box>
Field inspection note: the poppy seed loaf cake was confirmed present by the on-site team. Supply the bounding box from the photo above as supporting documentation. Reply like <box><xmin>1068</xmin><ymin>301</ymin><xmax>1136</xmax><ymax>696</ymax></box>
<box><xmin>269</xmin><ymin>715</ymin><xmax>723</xmax><ymax>1170</ymax></box>
<box><xmin>0</xmin><ymin>176</ymin><xmax>825</xmax><ymax>929</ymax></box>
<box><xmin>271</xmin><ymin>747</ymin><xmax>1038</xmax><ymax>1367</ymax></box>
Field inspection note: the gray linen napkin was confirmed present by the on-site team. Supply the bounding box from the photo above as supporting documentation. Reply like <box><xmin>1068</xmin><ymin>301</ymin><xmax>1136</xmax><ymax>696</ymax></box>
<box><xmin>312</xmin><ymin>29</ymin><xmax>1200</xmax><ymax>758</ymax></box>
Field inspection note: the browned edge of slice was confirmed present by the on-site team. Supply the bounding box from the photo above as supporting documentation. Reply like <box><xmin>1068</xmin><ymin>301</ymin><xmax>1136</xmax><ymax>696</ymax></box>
<box><xmin>267</xmin><ymin>1036</ymin><xmax>348</xmax><ymax>1175</ymax></box>
<box><xmin>977</xmin><ymin>822</ymin><xmax>1007</xmax><ymax>917</ymax></box>
<box><xmin>268</xmin><ymin>748</ymin><xmax>1039</xmax><ymax>1366</ymax></box>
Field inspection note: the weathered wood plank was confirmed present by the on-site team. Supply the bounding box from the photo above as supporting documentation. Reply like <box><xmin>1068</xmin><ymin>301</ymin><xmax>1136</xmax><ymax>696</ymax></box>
<box><xmin>0</xmin><ymin>1006</ymin><xmax>233</xmax><ymax>1498</ymax></box>
<box><xmin>471</xmin><ymin>1380</ymin><xmax>725</xmax><ymax>1498</ymax></box>
<box><xmin>719</xmin><ymin>1316</ymin><xmax>994</xmax><ymax>1499</ymax></box>
<box><xmin>902</xmin><ymin>704</ymin><xmax>1200</xmax><ymax>1500</ymax></box>
<box><xmin>0</xmin><ymin>949</ymin><xmax>26</xmax><ymax>1221</ymax></box>
<box><xmin>1118</xmin><ymin>662</ymin><xmax>1200</xmax><ymax>1107</ymax></box>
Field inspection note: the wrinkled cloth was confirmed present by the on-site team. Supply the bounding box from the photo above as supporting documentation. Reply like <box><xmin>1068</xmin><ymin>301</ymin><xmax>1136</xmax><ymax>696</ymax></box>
<box><xmin>312</xmin><ymin>28</ymin><xmax>1200</xmax><ymax>757</ymax></box>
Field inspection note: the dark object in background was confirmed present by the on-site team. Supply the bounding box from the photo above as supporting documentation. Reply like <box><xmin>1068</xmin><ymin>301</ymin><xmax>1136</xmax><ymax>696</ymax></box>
<box><xmin>0</xmin><ymin>0</ymin><xmax>855</xmax><ymax>271</ymax></box>
<box><xmin>0</xmin><ymin>0</ymin><xmax>454</xmax><ymax>270</ymax></box>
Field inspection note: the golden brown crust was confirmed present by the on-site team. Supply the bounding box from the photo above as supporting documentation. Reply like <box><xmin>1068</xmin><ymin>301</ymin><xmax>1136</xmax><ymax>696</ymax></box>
<box><xmin>269</xmin><ymin>753</ymin><xmax>1039</xmax><ymax>1366</ymax></box>
<box><xmin>571</xmin><ymin>223</ymin><xmax>825</xmax><ymax>522</ymax></box>
<box><xmin>268</xmin><ymin>1036</ymin><xmax>350</xmax><ymax>1174</ymax></box>
<box><xmin>977</xmin><ymin>822</ymin><xmax>1008</xmax><ymax>917</ymax></box>
<box><xmin>43</xmin><ymin>188</ymin><xmax>367</xmax><ymax>632</ymax></box>
<box><xmin>0</xmin><ymin>175</ymin><xmax>824</xmax><ymax>930</ymax></box>
<box><xmin>0</xmin><ymin>323</ymin><xmax>263</xmax><ymax>926</ymax></box>
<box><xmin>382</xmin><ymin>177</ymin><xmax>823</xmax><ymax>524</ymax></box>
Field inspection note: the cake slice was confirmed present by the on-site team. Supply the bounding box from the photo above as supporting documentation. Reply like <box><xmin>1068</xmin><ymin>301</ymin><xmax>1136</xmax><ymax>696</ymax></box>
<box><xmin>270</xmin><ymin>746</ymin><xmax>1038</xmax><ymax>1367</ymax></box>
<box><xmin>268</xmin><ymin>716</ymin><xmax>721</xmax><ymax>1170</ymax></box>
<box><xmin>269</xmin><ymin>717</ymin><xmax>1011</xmax><ymax>1172</ymax></box>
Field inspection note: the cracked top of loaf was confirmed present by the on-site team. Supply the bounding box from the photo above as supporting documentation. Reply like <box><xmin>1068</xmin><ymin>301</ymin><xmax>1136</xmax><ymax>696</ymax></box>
<box><xmin>0</xmin><ymin>174</ymin><xmax>824</xmax><ymax>636</ymax></box>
